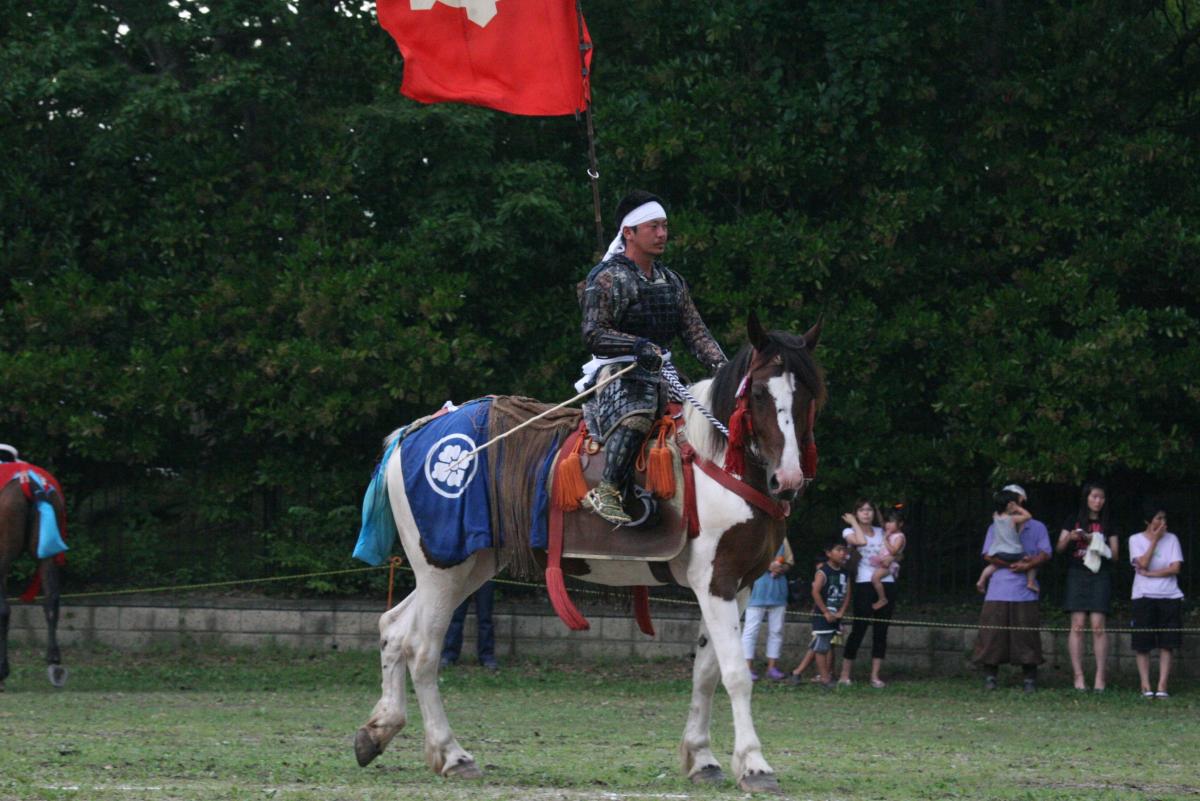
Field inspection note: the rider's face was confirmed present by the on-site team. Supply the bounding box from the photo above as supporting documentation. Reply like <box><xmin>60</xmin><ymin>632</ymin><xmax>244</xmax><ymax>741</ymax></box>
<box><xmin>624</xmin><ymin>218</ymin><xmax>668</xmax><ymax>257</ymax></box>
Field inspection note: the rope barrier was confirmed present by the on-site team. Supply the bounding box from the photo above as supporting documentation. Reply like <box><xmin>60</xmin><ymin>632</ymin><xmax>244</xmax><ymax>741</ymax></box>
<box><xmin>7</xmin><ymin>563</ymin><xmax>1197</xmax><ymax>634</ymax></box>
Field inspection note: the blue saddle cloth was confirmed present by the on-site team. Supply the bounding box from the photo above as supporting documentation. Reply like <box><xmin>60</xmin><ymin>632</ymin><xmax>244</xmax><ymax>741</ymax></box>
<box><xmin>26</xmin><ymin>471</ymin><xmax>67</xmax><ymax>560</ymax></box>
<box><xmin>354</xmin><ymin>399</ymin><xmax>496</xmax><ymax>567</ymax></box>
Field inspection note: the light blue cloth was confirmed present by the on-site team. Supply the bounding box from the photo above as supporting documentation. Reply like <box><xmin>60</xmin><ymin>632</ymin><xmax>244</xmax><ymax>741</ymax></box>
<box><xmin>747</xmin><ymin>543</ymin><xmax>789</xmax><ymax>607</ymax></box>
<box><xmin>352</xmin><ymin>435</ymin><xmax>402</xmax><ymax>566</ymax></box>
<box><xmin>26</xmin><ymin>471</ymin><xmax>67</xmax><ymax>559</ymax></box>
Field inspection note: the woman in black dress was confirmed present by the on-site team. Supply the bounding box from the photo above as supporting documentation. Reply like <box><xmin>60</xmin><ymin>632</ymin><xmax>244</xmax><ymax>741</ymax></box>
<box><xmin>1056</xmin><ymin>482</ymin><xmax>1119</xmax><ymax>691</ymax></box>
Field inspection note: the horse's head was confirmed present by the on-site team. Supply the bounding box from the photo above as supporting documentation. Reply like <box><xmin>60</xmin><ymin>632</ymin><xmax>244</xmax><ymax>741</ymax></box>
<box><xmin>711</xmin><ymin>312</ymin><xmax>825</xmax><ymax>501</ymax></box>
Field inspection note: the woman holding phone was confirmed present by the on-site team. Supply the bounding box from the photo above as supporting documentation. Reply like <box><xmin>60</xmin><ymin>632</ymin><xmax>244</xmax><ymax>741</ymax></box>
<box><xmin>1056</xmin><ymin>482</ymin><xmax>1119</xmax><ymax>691</ymax></box>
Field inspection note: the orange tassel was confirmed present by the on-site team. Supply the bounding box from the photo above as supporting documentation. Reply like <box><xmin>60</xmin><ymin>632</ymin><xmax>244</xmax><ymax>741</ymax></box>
<box><xmin>645</xmin><ymin>418</ymin><xmax>676</xmax><ymax>500</ymax></box>
<box><xmin>552</xmin><ymin>434</ymin><xmax>589</xmax><ymax>511</ymax></box>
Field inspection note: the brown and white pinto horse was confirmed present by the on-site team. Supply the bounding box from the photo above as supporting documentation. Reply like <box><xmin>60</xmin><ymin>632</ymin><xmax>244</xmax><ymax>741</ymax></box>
<box><xmin>0</xmin><ymin>466</ymin><xmax>69</xmax><ymax>691</ymax></box>
<box><xmin>354</xmin><ymin>315</ymin><xmax>824</xmax><ymax>793</ymax></box>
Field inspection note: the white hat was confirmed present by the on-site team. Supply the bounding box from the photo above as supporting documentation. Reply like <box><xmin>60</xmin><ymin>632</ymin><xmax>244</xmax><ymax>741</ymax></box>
<box><xmin>0</xmin><ymin>443</ymin><xmax>18</xmax><ymax>462</ymax></box>
<box><xmin>1002</xmin><ymin>483</ymin><xmax>1027</xmax><ymax>499</ymax></box>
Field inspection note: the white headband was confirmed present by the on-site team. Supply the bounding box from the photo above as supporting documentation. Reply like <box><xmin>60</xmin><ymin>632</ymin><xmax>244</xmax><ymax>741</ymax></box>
<box><xmin>0</xmin><ymin>443</ymin><xmax>18</xmax><ymax>461</ymax></box>
<box><xmin>1002</xmin><ymin>484</ymin><xmax>1027</xmax><ymax>499</ymax></box>
<box><xmin>603</xmin><ymin>201</ymin><xmax>667</xmax><ymax>259</ymax></box>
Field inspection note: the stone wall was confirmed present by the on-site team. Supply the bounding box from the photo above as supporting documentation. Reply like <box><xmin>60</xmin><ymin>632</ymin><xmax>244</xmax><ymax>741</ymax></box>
<box><xmin>6</xmin><ymin>598</ymin><xmax>1191</xmax><ymax>679</ymax></box>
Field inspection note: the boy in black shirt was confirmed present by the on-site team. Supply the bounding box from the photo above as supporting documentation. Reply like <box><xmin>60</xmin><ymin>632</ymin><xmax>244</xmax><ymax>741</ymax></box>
<box><xmin>810</xmin><ymin>539</ymin><xmax>852</xmax><ymax>687</ymax></box>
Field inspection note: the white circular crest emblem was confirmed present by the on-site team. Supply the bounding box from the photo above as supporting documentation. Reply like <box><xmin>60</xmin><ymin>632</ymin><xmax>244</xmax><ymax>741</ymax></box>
<box><xmin>423</xmin><ymin>434</ymin><xmax>479</xmax><ymax>499</ymax></box>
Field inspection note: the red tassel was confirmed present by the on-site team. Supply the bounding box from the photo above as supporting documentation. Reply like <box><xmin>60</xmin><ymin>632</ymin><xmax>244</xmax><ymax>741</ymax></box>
<box><xmin>645</xmin><ymin>417</ymin><xmax>676</xmax><ymax>500</ymax></box>
<box><xmin>802</xmin><ymin>400</ymin><xmax>818</xmax><ymax>479</ymax></box>
<box><xmin>632</xmin><ymin>586</ymin><xmax>655</xmax><ymax>636</ymax></box>
<box><xmin>681</xmin><ymin>445</ymin><xmax>700</xmax><ymax>538</ymax></box>
<box><xmin>546</xmin><ymin>566</ymin><xmax>590</xmax><ymax>631</ymax></box>
<box><xmin>723</xmin><ymin>399</ymin><xmax>752</xmax><ymax>475</ymax></box>
<box><xmin>551</xmin><ymin>435</ymin><xmax>589</xmax><ymax>511</ymax></box>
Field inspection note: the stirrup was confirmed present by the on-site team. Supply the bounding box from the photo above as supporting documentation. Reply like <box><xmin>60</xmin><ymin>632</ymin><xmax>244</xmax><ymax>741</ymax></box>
<box><xmin>582</xmin><ymin>484</ymin><xmax>632</xmax><ymax>525</ymax></box>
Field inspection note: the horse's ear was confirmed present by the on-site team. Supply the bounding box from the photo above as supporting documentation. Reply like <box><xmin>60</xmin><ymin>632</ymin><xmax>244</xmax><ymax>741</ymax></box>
<box><xmin>802</xmin><ymin>318</ymin><xmax>822</xmax><ymax>351</ymax></box>
<box><xmin>747</xmin><ymin>311</ymin><xmax>768</xmax><ymax>351</ymax></box>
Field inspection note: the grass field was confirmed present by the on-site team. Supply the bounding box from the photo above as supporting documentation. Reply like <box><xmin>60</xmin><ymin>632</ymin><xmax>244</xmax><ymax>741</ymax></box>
<box><xmin>0</xmin><ymin>644</ymin><xmax>1196</xmax><ymax>801</ymax></box>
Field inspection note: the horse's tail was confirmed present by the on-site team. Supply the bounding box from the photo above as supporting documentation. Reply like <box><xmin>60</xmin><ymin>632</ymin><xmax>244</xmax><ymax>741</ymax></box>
<box><xmin>352</xmin><ymin>432</ymin><xmax>403</xmax><ymax>566</ymax></box>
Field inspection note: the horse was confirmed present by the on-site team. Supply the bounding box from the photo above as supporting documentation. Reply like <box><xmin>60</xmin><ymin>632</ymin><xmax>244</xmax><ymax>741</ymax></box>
<box><xmin>0</xmin><ymin>466</ymin><xmax>69</xmax><ymax>691</ymax></box>
<box><xmin>353</xmin><ymin>314</ymin><xmax>825</xmax><ymax>793</ymax></box>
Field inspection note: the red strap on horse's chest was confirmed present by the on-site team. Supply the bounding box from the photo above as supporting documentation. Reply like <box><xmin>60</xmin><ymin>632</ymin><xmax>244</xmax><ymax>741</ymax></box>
<box><xmin>680</xmin><ymin>444</ymin><xmax>788</xmax><ymax>532</ymax></box>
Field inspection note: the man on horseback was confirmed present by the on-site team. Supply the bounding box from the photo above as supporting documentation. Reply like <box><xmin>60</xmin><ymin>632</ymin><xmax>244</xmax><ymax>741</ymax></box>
<box><xmin>578</xmin><ymin>190</ymin><xmax>727</xmax><ymax>525</ymax></box>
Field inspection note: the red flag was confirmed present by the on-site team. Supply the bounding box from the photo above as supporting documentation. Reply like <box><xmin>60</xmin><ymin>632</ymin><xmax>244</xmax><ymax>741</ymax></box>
<box><xmin>377</xmin><ymin>0</ymin><xmax>592</xmax><ymax>116</ymax></box>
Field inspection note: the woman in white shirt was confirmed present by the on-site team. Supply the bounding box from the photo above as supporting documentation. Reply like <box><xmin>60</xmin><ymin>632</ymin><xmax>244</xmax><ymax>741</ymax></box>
<box><xmin>1128</xmin><ymin>502</ymin><xmax>1185</xmax><ymax>699</ymax></box>
<box><xmin>837</xmin><ymin>498</ymin><xmax>899</xmax><ymax>688</ymax></box>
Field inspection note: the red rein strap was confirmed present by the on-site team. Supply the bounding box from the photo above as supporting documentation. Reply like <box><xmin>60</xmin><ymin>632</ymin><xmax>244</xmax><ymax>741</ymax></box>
<box><xmin>682</xmin><ymin>443</ymin><xmax>788</xmax><ymax>529</ymax></box>
<box><xmin>802</xmin><ymin>399</ymin><xmax>818</xmax><ymax>479</ymax></box>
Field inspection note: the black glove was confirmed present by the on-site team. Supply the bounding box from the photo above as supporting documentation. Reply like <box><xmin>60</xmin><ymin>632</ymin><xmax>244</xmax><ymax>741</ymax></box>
<box><xmin>634</xmin><ymin>338</ymin><xmax>663</xmax><ymax>373</ymax></box>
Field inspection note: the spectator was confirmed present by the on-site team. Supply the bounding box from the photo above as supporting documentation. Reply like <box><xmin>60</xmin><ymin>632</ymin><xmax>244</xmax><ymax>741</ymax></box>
<box><xmin>441</xmin><ymin>580</ymin><xmax>498</xmax><ymax>671</ymax></box>
<box><xmin>838</xmin><ymin>499</ymin><xmax>898</xmax><ymax>688</ymax></box>
<box><xmin>807</xmin><ymin>539</ymin><xmax>852</xmax><ymax>687</ymax></box>
<box><xmin>977</xmin><ymin>490</ymin><xmax>1035</xmax><ymax>594</ymax></box>
<box><xmin>1057</xmin><ymin>481</ymin><xmax>1119</xmax><ymax>692</ymax></box>
<box><xmin>789</xmin><ymin>549</ymin><xmax>831</xmax><ymax>684</ymax></box>
<box><xmin>1129</xmin><ymin>501</ymin><xmax>1184</xmax><ymax>699</ymax></box>
<box><xmin>972</xmin><ymin>483</ymin><xmax>1052</xmax><ymax>692</ymax></box>
<box><xmin>869</xmin><ymin>506</ymin><xmax>907</xmax><ymax>610</ymax></box>
<box><xmin>743</xmin><ymin>540</ymin><xmax>794</xmax><ymax>681</ymax></box>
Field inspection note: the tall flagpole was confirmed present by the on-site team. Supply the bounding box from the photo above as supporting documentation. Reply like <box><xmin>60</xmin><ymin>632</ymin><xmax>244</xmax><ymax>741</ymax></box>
<box><xmin>576</xmin><ymin>0</ymin><xmax>604</xmax><ymax>258</ymax></box>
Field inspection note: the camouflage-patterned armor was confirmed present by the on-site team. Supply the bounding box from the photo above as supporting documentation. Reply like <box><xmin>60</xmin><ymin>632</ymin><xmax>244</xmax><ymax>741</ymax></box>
<box><xmin>579</xmin><ymin>254</ymin><xmax>726</xmax><ymax>516</ymax></box>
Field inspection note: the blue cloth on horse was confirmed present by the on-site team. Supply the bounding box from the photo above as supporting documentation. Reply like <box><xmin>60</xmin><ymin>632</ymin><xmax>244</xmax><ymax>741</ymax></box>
<box><xmin>27</xmin><ymin>471</ymin><xmax>67</xmax><ymax>559</ymax></box>
<box><xmin>352</xmin><ymin>435</ymin><xmax>402</xmax><ymax>566</ymax></box>
<box><xmin>399</xmin><ymin>399</ymin><xmax>495</xmax><ymax>566</ymax></box>
<box><xmin>529</xmin><ymin>433</ymin><xmax>561</xmax><ymax>551</ymax></box>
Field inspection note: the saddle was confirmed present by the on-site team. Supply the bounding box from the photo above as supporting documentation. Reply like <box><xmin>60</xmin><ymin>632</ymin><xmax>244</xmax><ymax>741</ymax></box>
<box><xmin>556</xmin><ymin>413</ymin><xmax>689</xmax><ymax>562</ymax></box>
<box><xmin>544</xmin><ymin>405</ymin><xmax>694</xmax><ymax>635</ymax></box>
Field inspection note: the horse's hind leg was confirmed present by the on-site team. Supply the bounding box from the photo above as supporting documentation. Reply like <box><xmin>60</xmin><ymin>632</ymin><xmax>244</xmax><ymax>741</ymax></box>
<box><xmin>39</xmin><ymin>559</ymin><xmax>67</xmax><ymax>687</ymax></box>
<box><xmin>408</xmin><ymin>553</ymin><xmax>496</xmax><ymax>778</ymax></box>
<box><xmin>355</xmin><ymin>591</ymin><xmax>418</xmax><ymax>766</ymax></box>
<box><xmin>0</xmin><ymin>574</ymin><xmax>10</xmax><ymax>690</ymax></box>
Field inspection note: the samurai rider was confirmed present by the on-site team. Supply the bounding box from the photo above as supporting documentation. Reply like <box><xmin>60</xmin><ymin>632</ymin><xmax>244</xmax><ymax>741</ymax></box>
<box><xmin>577</xmin><ymin>190</ymin><xmax>727</xmax><ymax>525</ymax></box>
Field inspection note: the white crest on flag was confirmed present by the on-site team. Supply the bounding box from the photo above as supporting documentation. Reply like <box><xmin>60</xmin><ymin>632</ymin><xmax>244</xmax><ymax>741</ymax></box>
<box><xmin>424</xmin><ymin>434</ymin><xmax>479</xmax><ymax>499</ymax></box>
<box><xmin>410</xmin><ymin>0</ymin><xmax>499</xmax><ymax>28</ymax></box>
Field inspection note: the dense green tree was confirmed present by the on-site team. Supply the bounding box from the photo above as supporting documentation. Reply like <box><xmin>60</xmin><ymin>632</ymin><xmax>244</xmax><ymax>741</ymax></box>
<box><xmin>1</xmin><ymin>1</ymin><xmax>1197</xmax><ymax>594</ymax></box>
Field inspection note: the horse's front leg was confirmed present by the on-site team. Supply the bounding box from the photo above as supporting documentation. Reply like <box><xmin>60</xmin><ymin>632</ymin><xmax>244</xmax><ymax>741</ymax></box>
<box><xmin>39</xmin><ymin>559</ymin><xmax>67</xmax><ymax>687</ymax></box>
<box><xmin>692</xmin><ymin>591</ymin><xmax>780</xmax><ymax>793</ymax></box>
<box><xmin>679</xmin><ymin>617</ymin><xmax>726</xmax><ymax>784</ymax></box>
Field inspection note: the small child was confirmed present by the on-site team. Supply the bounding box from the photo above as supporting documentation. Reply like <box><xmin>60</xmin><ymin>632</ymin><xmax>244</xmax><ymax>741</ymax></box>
<box><xmin>808</xmin><ymin>539</ymin><xmax>852</xmax><ymax>687</ymax></box>
<box><xmin>789</xmin><ymin>551</ymin><xmax>829</xmax><ymax>684</ymax></box>
<box><xmin>869</xmin><ymin>506</ymin><xmax>906</xmax><ymax>610</ymax></box>
<box><xmin>977</xmin><ymin>490</ymin><xmax>1035</xmax><ymax>594</ymax></box>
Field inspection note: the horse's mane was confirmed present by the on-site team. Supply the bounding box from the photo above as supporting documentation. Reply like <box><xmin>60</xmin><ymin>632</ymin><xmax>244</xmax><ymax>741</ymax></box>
<box><xmin>707</xmin><ymin>329</ymin><xmax>827</xmax><ymax>437</ymax></box>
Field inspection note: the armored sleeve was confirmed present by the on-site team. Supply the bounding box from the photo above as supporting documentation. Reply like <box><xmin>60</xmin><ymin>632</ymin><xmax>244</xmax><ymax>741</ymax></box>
<box><xmin>675</xmin><ymin>275</ymin><xmax>727</xmax><ymax>372</ymax></box>
<box><xmin>581</xmin><ymin>266</ymin><xmax>639</xmax><ymax>357</ymax></box>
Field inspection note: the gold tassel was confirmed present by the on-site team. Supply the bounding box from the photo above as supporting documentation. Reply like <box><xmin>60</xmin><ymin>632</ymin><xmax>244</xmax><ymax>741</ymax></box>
<box><xmin>645</xmin><ymin>417</ymin><xmax>676</xmax><ymax>500</ymax></box>
<box><xmin>552</xmin><ymin>433</ymin><xmax>589</xmax><ymax>511</ymax></box>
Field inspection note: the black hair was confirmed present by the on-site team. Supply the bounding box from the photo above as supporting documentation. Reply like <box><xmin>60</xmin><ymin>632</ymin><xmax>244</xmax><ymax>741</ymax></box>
<box><xmin>993</xmin><ymin>490</ymin><xmax>1020</xmax><ymax>514</ymax></box>
<box><xmin>1141</xmin><ymin>498</ymin><xmax>1167</xmax><ymax>523</ymax></box>
<box><xmin>1073</xmin><ymin>481</ymin><xmax>1111</xmax><ymax>532</ymax></box>
<box><xmin>883</xmin><ymin>503</ymin><xmax>906</xmax><ymax>526</ymax></box>
<box><xmin>824</xmin><ymin>537</ymin><xmax>848</xmax><ymax>553</ymax></box>
<box><xmin>614</xmin><ymin>190</ymin><xmax>664</xmax><ymax>233</ymax></box>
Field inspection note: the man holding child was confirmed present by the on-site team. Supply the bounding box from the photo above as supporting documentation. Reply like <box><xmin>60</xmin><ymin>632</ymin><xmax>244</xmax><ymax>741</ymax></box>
<box><xmin>972</xmin><ymin>483</ymin><xmax>1052</xmax><ymax>692</ymax></box>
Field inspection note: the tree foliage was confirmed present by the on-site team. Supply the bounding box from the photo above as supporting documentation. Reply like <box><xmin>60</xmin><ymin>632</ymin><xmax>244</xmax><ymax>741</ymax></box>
<box><xmin>2</xmin><ymin>1</ymin><xmax>1198</xmax><ymax>592</ymax></box>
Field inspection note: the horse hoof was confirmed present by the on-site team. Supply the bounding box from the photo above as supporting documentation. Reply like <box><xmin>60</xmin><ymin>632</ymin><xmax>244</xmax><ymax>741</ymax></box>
<box><xmin>444</xmin><ymin>757</ymin><xmax>483</xmax><ymax>779</ymax></box>
<box><xmin>689</xmin><ymin>764</ymin><xmax>726</xmax><ymax>785</ymax></box>
<box><xmin>47</xmin><ymin>665</ymin><xmax>68</xmax><ymax>688</ymax></box>
<box><xmin>354</xmin><ymin>728</ymin><xmax>382</xmax><ymax>767</ymax></box>
<box><xmin>738</xmin><ymin>771</ymin><xmax>782</xmax><ymax>794</ymax></box>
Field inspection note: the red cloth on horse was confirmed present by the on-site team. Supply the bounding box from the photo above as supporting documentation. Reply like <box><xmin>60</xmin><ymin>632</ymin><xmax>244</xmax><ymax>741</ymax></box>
<box><xmin>1</xmin><ymin>461</ymin><xmax>68</xmax><ymax>601</ymax></box>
